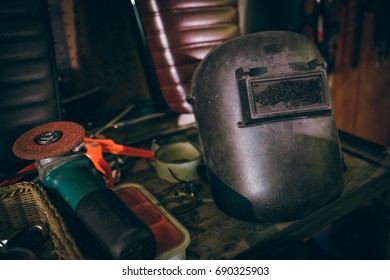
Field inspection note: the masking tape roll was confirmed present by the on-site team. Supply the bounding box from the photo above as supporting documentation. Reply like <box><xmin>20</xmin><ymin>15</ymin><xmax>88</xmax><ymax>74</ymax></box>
<box><xmin>154</xmin><ymin>141</ymin><xmax>201</xmax><ymax>183</ymax></box>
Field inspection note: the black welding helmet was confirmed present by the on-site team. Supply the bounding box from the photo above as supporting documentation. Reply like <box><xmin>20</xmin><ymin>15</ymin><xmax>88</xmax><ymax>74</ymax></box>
<box><xmin>190</xmin><ymin>31</ymin><xmax>343</xmax><ymax>223</ymax></box>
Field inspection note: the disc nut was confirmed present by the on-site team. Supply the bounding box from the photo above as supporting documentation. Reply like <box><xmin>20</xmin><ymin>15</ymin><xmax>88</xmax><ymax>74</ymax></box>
<box><xmin>34</xmin><ymin>130</ymin><xmax>63</xmax><ymax>145</ymax></box>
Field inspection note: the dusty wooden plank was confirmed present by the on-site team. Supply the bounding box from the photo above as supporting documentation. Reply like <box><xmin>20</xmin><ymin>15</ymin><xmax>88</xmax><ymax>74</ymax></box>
<box><xmin>123</xmin><ymin>145</ymin><xmax>389</xmax><ymax>259</ymax></box>
<box><xmin>108</xmin><ymin>119</ymin><xmax>390</xmax><ymax>259</ymax></box>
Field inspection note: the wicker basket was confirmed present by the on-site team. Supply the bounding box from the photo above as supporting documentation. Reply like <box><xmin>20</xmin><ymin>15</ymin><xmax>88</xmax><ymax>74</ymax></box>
<box><xmin>0</xmin><ymin>181</ymin><xmax>83</xmax><ymax>259</ymax></box>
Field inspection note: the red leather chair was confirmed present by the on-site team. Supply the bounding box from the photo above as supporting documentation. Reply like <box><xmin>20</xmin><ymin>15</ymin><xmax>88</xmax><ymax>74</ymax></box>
<box><xmin>135</xmin><ymin>0</ymin><xmax>241</xmax><ymax>113</ymax></box>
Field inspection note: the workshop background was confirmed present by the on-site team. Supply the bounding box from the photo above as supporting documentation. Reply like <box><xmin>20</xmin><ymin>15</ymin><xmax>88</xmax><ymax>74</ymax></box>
<box><xmin>50</xmin><ymin>0</ymin><xmax>390</xmax><ymax>148</ymax></box>
<box><xmin>2</xmin><ymin>0</ymin><xmax>387</xmax><ymax>259</ymax></box>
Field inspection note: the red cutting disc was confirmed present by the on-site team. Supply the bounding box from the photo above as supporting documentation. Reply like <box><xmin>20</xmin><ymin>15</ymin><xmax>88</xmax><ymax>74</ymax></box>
<box><xmin>13</xmin><ymin>121</ymin><xmax>85</xmax><ymax>160</ymax></box>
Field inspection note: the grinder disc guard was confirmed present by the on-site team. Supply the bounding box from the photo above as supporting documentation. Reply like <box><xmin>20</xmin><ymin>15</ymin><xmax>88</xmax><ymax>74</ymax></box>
<box><xmin>190</xmin><ymin>31</ymin><xmax>344</xmax><ymax>223</ymax></box>
<box><xmin>13</xmin><ymin>121</ymin><xmax>85</xmax><ymax>160</ymax></box>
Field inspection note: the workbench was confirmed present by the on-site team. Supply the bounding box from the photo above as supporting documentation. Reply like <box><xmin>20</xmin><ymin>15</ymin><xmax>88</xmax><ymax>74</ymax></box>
<box><xmin>104</xmin><ymin>114</ymin><xmax>390</xmax><ymax>260</ymax></box>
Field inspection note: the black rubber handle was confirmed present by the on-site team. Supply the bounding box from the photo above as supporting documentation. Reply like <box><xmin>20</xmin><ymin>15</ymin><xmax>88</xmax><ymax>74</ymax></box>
<box><xmin>76</xmin><ymin>188</ymin><xmax>156</xmax><ymax>260</ymax></box>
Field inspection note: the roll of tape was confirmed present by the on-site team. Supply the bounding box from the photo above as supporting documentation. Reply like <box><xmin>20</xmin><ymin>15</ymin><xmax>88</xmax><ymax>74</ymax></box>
<box><xmin>154</xmin><ymin>141</ymin><xmax>201</xmax><ymax>183</ymax></box>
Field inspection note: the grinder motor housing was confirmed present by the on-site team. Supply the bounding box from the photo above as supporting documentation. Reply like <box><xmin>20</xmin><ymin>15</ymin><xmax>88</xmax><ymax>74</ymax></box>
<box><xmin>190</xmin><ymin>31</ymin><xmax>344</xmax><ymax>223</ymax></box>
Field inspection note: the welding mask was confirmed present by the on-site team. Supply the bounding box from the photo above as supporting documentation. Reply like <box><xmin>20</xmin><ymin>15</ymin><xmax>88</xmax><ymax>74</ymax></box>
<box><xmin>190</xmin><ymin>31</ymin><xmax>343</xmax><ymax>223</ymax></box>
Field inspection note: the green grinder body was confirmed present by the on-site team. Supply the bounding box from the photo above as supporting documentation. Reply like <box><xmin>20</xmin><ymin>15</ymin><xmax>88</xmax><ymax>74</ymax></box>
<box><xmin>40</xmin><ymin>155</ymin><xmax>156</xmax><ymax>259</ymax></box>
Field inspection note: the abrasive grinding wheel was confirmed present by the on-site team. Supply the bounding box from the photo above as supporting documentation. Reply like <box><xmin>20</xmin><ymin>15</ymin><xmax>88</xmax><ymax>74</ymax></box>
<box><xmin>13</xmin><ymin>121</ymin><xmax>85</xmax><ymax>160</ymax></box>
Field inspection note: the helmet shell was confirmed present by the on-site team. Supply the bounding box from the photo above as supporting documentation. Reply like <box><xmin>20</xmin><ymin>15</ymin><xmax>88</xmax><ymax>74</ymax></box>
<box><xmin>191</xmin><ymin>31</ymin><xmax>343</xmax><ymax>222</ymax></box>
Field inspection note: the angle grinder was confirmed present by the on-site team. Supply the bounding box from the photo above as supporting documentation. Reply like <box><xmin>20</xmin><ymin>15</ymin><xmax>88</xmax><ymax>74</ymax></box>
<box><xmin>12</xmin><ymin>121</ymin><xmax>156</xmax><ymax>259</ymax></box>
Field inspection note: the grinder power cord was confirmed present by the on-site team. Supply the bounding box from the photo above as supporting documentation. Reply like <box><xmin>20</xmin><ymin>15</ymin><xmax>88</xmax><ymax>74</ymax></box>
<box><xmin>12</xmin><ymin>121</ymin><xmax>156</xmax><ymax>259</ymax></box>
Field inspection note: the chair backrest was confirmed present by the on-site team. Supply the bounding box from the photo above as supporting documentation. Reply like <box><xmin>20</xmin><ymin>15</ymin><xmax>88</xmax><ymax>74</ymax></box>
<box><xmin>135</xmin><ymin>0</ymin><xmax>241</xmax><ymax>113</ymax></box>
<box><xmin>0</xmin><ymin>0</ymin><xmax>62</xmax><ymax>179</ymax></box>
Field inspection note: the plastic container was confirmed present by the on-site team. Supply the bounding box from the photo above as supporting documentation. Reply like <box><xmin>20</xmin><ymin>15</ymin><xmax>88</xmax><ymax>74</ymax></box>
<box><xmin>113</xmin><ymin>182</ymin><xmax>190</xmax><ymax>260</ymax></box>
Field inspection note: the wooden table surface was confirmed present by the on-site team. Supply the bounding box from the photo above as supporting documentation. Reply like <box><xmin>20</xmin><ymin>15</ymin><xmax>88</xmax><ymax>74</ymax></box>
<box><xmin>105</xmin><ymin>116</ymin><xmax>390</xmax><ymax>260</ymax></box>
